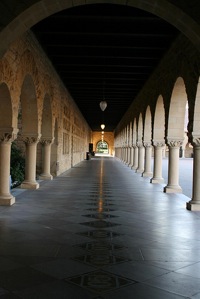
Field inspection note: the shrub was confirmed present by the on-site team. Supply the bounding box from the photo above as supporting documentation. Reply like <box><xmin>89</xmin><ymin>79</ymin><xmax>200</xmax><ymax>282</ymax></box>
<box><xmin>10</xmin><ymin>143</ymin><xmax>25</xmax><ymax>186</ymax></box>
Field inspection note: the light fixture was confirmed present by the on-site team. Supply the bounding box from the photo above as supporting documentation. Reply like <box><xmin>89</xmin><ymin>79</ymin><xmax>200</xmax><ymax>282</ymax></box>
<box><xmin>99</xmin><ymin>100</ymin><xmax>107</xmax><ymax>112</ymax></box>
<box><xmin>101</xmin><ymin>124</ymin><xmax>105</xmax><ymax>130</ymax></box>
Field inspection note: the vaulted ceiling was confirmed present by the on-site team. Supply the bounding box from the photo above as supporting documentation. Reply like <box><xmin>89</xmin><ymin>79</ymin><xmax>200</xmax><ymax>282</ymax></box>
<box><xmin>32</xmin><ymin>3</ymin><xmax>179</xmax><ymax>131</ymax></box>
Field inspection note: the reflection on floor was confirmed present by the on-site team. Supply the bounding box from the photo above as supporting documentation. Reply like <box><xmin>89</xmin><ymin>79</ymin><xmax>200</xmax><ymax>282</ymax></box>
<box><xmin>0</xmin><ymin>156</ymin><xmax>200</xmax><ymax>298</ymax></box>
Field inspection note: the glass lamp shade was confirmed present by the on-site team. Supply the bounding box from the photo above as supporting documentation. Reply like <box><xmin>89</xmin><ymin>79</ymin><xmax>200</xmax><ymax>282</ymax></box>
<box><xmin>101</xmin><ymin>124</ymin><xmax>105</xmax><ymax>130</ymax></box>
<box><xmin>99</xmin><ymin>101</ymin><xmax>107</xmax><ymax>111</ymax></box>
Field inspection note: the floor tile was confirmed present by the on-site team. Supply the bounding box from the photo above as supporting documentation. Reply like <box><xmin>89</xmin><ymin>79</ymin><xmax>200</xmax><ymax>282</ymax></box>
<box><xmin>145</xmin><ymin>271</ymin><xmax>200</xmax><ymax>297</ymax></box>
<box><xmin>0</xmin><ymin>156</ymin><xmax>197</xmax><ymax>298</ymax></box>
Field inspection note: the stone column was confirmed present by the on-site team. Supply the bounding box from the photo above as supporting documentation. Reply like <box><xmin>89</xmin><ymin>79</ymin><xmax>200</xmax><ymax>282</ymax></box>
<box><xmin>132</xmin><ymin>145</ymin><xmax>138</xmax><ymax>170</ymax></box>
<box><xmin>128</xmin><ymin>146</ymin><xmax>131</xmax><ymax>166</ymax></box>
<box><xmin>130</xmin><ymin>146</ymin><xmax>134</xmax><ymax>168</ymax></box>
<box><xmin>0</xmin><ymin>133</ymin><xmax>16</xmax><ymax>205</ymax></box>
<box><xmin>121</xmin><ymin>147</ymin><xmax>124</xmax><ymax>162</ymax></box>
<box><xmin>125</xmin><ymin>146</ymin><xmax>128</xmax><ymax>164</ymax></box>
<box><xmin>164</xmin><ymin>140</ymin><xmax>182</xmax><ymax>193</ymax></box>
<box><xmin>136</xmin><ymin>142</ymin><xmax>144</xmax><ymax>173</ymax></box>
<box><xmin>187</xmin><ymin>137</ymin><xmax>200</xmax><ymax>211</ymax></box>
<box><xmin>39</xmin><ymin>139</ymin><xmax>53</xmax><ymax>180</ymax></box>
<box><xmin>21</xmin><ymin>136</ymin><xmax>40</xmax><ymax>190</ymax></box>
<box><xmin>150</xmin><ymin>142</ymin><xmax>165</xmax><ymax>183</ymax></box>
<box><xmin>142</xmin><ymin>142</ymin><xmax>153</xmax><ymax>177</ymax></box>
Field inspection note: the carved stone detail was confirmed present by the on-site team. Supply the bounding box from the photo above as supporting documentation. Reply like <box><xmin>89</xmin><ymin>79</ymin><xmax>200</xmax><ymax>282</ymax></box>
<box><xmin>143</xmin><ymin>142</ymin><xmax>152</xmax><ymax>147</ymax></box>
<box><xmin>153</xmin><ymin>141</ymin><xmax>165</xmax><ymax>147</ymax></box>
<box><xmin>0</xmin><ymin>132</ymin><xmax>17</xmax><ymax>143</ymax></box>
<box><xmin>22</xmin><ymin>136</ymin><xmax>40</xmax><ymax>145</ymax></box>
<box><xmin>40</xmin><ymin>139</ymin><xmax>53</xmax><ymax>146</ymax></box>
<box><xmin>136</xmin><ymin>141</ymin><xmax>143</xmax><ymax>147</ymax></box>
<box><xmin>167</xmin><ymin>140</ymin><xmax>183</xmax><ymax>147</ymax></box>
<box><xmin>192</xmin><ymin>137</ymin><xmax>200</xmax><ymax>146</ymax></box>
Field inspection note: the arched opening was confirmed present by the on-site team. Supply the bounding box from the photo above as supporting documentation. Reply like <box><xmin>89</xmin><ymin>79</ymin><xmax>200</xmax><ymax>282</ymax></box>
<box><xmin>51</xmin><ymin>119</ymin><xmax>59</xmax><ymax>176</ymax></box>
<box><xmin>192</xmin><ymin>77</ymin><xmax>200</xmax><ymax>136</ymax></box>
<box><xmin>37</xmin><ymin>94</ymin><xmax>53</xmax><ymax>179</ymax></box>
<box><xmin>151</xmin><ymin>95</ymin><xmax>165</xmax><ymax>184</ymax></box>
<box><xmin>153</xmin><ymin>95</ymin><xmax>165</xmax><ymax>156</ymax></box>
<box><xmin>143</xmin><ymin>106</ymin><xmax>153</xmax><ymax>177</ymax></box>
<box><xmin>137</xmin><ymin>113</ymin><xmax>143</xmax><ymax>143</ymax></box>
<box><xmin>164</xmin><ymin>77</ymin><xmax>189</xmax><ymax>194</ymax></box>
<box><xmin>0</xmin><ymin>83</ymin><xmax>16</xmax><ymax>191</ymax></box>
<box><xmin>144</xmin><ymin>106</ymin><xmax>152</xmax><ymax>143</ymax></box>
<box><xmin>132</xmin><ymin>118</ymin><xmax>137</xmax><ymax>146</ymax></box>
<box><xmin>96</xmin><ymin>140</ymin><xmax>109</xmax><ymax>154</ymax></box>
<box><xmin>0</xmin><ymin>83</ymin><xmax>12</xmax><ymax>128</ymax></box>
<box><xmin>153</xmin><ymin>95</ymin><xmax>165</xmax><ymax>143</ymax></box>
<box><xmin>19</xmin><ymin>74</ymin><xmax>40</xmax><ymax>189</ymax></box>
<box><xmin>167</xmin><ymin>77</ymin><xmax>188</xmax><ymax>141</ymax></box>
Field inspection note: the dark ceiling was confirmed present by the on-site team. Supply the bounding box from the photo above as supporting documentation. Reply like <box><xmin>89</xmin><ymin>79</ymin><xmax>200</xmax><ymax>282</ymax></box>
<box><xmin>31</xmin><ymin>3</ymin><xmax>179</xmax><ymax>132</ymax></box>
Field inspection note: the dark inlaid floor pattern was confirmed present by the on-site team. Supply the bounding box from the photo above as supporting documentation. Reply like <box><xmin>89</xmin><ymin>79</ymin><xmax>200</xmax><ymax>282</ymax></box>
<box><xmin>70</xmin><ymin>173</ymin><xmax>133</xmax><ymax>294</ymax></box>
<box><xmin>0</xmin><ymin>156</ymin><xmax>199</xmax><ymax>298</ymax></box>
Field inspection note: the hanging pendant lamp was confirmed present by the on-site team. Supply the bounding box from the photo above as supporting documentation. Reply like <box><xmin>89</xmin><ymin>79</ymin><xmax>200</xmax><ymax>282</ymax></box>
<box><xmin>99</xmin><ymin>101</ymin><xmax>107</xmax><ymax>111</ymax></box>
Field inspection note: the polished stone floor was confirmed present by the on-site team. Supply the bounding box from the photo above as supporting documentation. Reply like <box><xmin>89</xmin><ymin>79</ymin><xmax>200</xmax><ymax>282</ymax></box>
<box><xmin>0</xmin><ymin>156</ymin><xmax>200</xmax><ymax>298</ymax></box>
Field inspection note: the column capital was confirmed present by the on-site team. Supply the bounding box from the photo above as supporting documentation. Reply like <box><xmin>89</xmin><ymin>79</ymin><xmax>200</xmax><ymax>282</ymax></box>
<box><xmin>0</xmin><ymin>128</ymin><xmax>18</xmax><ymax>143</ymax></box>
<box><xmin>143</xmin><ymin>142</ymin><xmax>152</xmax><ymax>148</ymax></box>
<box><xmin>191</xmin><ymin>134</ymin><xmax>200</xmax><ymax>147</ymax></box>
<box><xmin>167</xmin><ymin>139</ymin><xmax>183</xmax><ymax>148</ymax></box>
<box><xmin>40</xmin><ymin>138</ymin><xmax>54</xmax><ymax>145</ymax></box>
<box><xmin>136</xmin><ymin>141</ymin><xmax>143</xmax><ymax>148</ymax></box>
<box><xmin>22</xmin><ymin>134</ymin><xmax>41</xmax><ymax>145</ymax></box>
<box><xmin>153</xmin><ymin>140</ymin><xmax>165</xmax><ymax>147</ymax></box>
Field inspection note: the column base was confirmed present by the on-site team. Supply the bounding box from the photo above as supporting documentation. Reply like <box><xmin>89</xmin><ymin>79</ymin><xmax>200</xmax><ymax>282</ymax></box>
<box><xmin>142</xmin><ymin>172</ymin><xmax>153</xmax><ymax>177</ymax></box>
<box><xmin>131</xmin><ymin>165</ymin><xmax>137</xmax><ymax>170</ymax></box>
<box><xmin>150</xmin><ymin>177</ymin><xmax>164</xmax><ymax>184</ymax></box>
<box><xmin>39</xmin><ymin>174</ymin><xmax>53</xmax><ymax>180</ymax></box>
<box><xmin>136</xmin><ymin>168</ymin><xmax>144</xmax><ymax>173</ymax></box>
<box><xmin>163</xmin><ymin>185</ymin><xmax>182</xmax><ymax>193</ymax></box>
<box><xmin>0</xmin><ymin>194</ymin><xmax>15</xmax><ymax>206</ymax></box>
<box><xmin>20</xmin><ymin>181</ymin><xmax>39</xmax><ymax>190</ymax></box>
<box><xmin>186</xmin><ymin>200</ymin><xmax>200</xmax><ymax>211</ymax></box>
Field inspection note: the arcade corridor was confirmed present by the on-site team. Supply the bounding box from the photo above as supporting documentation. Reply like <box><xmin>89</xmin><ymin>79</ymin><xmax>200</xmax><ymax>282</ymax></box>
<box><xmin>0</xmin><ymin>157</ymin><xmax>200</xmax><ymax>298</ymax></box>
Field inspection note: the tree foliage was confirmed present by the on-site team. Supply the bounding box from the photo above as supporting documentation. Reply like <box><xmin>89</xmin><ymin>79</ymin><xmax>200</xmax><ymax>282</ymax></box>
<box><xmin>10</xmin><ymin>143</ymin><xmax>25</xmax><ymax>185</ymax></box>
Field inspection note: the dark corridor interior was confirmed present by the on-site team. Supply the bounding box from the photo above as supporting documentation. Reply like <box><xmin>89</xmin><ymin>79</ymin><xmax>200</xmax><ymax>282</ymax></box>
<box><xmin>32</xmin><ymin>3</ymin><xmax>179</xmax><ymax>131</ymax></box>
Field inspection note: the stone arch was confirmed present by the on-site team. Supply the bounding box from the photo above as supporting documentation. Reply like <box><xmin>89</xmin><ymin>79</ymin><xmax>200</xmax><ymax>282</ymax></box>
<box><xmin>0</xmin><ymin>83</ymin><xmax>12</xmax><ymax>129</ymax></box>
<box><xmin>150</xmin><ymin>95</ymin><xmax>165</xmax><ymax>184</ymax></box>
<box><xmin>96</xmin><ymin>140</ymin><xmax>109</xmax><ymax>154</ymax></box>
<box><xmin>132</xmin><ymin>118</ymin><xmax>137</xmax><ymax>146</ymax></box>
<box><xmin>193</xmin><ymin>77</ymin><xmax>200</xmax><ymax>136</ymax></box>
<box><xmin>20</xmin><ymin>74</ymin><xmax>38</xmax><ymax>136</ymax></box>
<box><xmin>144</xmin><ymin>106</ymin><xmax>152</xmax><ymax>143</ymax></box>
<box><xmin>136</xmin><ymin>113</ymin><xmax>144</xmax><ymax>173</ymax></box>
<box><xmin>167</xmin><ymin>77</ymin><xmax>188</xmax><ymax>141</ymax></box>
<box><xmin>0</xmin><ymin>1</ymin><xmax>200</xmax><ymax>58</ymax></box>
<box><xmin>153</xmin><ymin>95</ymin><xmax>165</xmax><ymax>142</ymax></box>
<box><xmin>129</xmin><ymin>121</ymin><xmax>133</xmax><ymax>146</ymax></box>
<box><xmin>16</xmin><ymin>50</ymin><xmax>40</xmax><ymax>90</ymax></box>
<box><xmin>51</xmin><ymin>118</ymin><xmax>59</xmax><ymax>176</ymax></box>
<box><xmin>164</xmin><ymin>77</ymin><xmax>188</xmax><ymax>193</ymax></box>
<box><xmin>137</xmin><ymin>113</ymin><xmax>143</xmax><ymax>143</ymax></box>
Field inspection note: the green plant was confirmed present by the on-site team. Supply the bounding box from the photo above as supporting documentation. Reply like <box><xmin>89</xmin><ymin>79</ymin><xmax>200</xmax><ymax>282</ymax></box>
<box><xmin>10</xmin><ymin>142</ymin><xmax>25</xmax><ymax>186</ymax></box>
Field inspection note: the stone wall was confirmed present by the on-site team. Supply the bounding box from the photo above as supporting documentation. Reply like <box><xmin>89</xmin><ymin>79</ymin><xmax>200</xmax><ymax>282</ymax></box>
<box><xmin>0</xmin><ymin>31</ymin><xmax>91</xmax><ymax>176</ymax></box>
